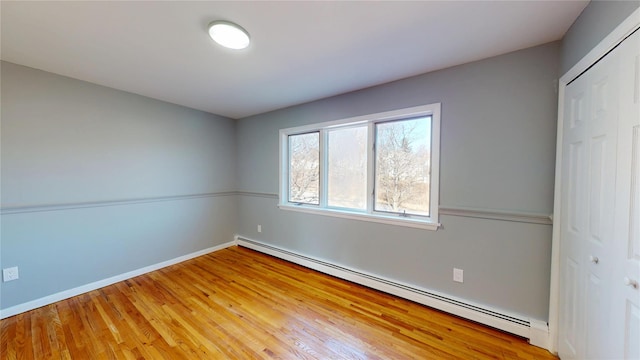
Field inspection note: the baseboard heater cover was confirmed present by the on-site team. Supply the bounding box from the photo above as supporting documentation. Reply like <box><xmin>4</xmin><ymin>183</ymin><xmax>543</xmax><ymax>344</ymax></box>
<box><xmin>235</xmin><ymin>236</ymin><xmax>548</xmax><ymax>348</ymax></box>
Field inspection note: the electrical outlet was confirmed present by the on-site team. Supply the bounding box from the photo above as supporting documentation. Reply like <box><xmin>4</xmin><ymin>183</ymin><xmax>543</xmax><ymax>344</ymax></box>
<box><xmin>3</xmin><ymin>267</ymin><xmax>19</xmax><ymax>282</ymax></box>
<box><xmin>257</xmin><ymin>224</ymin><xmax>262</xmax><ymax>233</ymax></box>
<box><xmin>453</xmin><ymin>268</ymin><xmax>463</xmax><ymax>283</ymax></box>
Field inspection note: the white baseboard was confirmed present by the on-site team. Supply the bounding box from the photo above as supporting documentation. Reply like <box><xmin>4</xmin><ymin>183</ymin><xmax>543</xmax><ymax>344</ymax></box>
<box><xmin>236</xmin><ymin>235</ymin><xmax>552</xmax><ymax>350</ymax></box>
<box><xmin>0</xmin><ymin>241</ymin><xmax>236</xmax><ymax>319</ymax></box>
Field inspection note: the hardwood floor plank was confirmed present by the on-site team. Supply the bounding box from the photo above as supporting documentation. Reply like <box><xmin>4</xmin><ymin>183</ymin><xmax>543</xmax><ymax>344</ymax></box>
<box><xmin>1</xmin><ymin>246</ymin><xmax>558</xmax><ymax>359</ymax></box>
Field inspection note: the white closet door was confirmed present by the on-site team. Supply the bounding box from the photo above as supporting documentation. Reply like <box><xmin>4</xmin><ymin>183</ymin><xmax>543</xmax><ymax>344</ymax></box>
<box><xmin>612</xmin><ymin>29</ymin><xmax>640</xmax><ymax>360</ymax></box>
<box><xmin>559</xmin><ymin>67</ymin><xmax>589</xmax><ymax>359</ymax></box>
<box><xmin>559</xmin><ymin>54</ymin><xmax>619</xmax><ymax>360</ymax></box>
<box><xmin>558</xmin><ymin>29</ymin><xmax>639</xmax><ymax>360</ymax></box>
<box><xmin>583</xmin><ymin>38</ymin><xmax>619</xmax><ymax>359</ymax></box>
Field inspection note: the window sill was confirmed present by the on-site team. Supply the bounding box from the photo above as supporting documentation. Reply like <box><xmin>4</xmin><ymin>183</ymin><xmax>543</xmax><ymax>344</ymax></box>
<box><xmin>278</xmin><ymin>203</ymin><xmax>440</xmax><ymax>230</ymax></box>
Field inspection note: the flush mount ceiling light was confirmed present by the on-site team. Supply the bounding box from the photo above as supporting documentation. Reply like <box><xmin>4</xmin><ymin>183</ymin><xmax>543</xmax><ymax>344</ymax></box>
<box><xmin>208</xmin><ymin>21</ymin><xmax>250</xmax><ymax>50</ymax></box>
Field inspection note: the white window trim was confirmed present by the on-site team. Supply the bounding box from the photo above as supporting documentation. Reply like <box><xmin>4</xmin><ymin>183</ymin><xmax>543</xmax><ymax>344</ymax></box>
<box><xmin>278</xmin><ymin>103</ymin><xmax>441</xmax><ymax>230</ymax></box>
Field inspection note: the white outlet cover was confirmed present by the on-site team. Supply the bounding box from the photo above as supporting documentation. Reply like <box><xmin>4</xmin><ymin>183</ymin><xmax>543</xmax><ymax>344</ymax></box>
<box><xmin>257</xmin><ymin>225</ymin><xmax>262</xmax><ymax>233</ymax></box>
<box><xmin>3</xmin><ymin>267</ymin><xmax>19</xmax><ymax>282</ymax></box>
<box><xmin>453</xmin><ymin>268</ymin><xmax>463</xmax><ymax>283</ymax></box>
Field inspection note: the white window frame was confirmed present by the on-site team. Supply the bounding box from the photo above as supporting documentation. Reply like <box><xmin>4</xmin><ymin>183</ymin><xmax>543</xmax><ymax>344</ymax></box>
<box><xmin>278</xmin><ymin>103</ymin><xmax>441</xmax><ymax>230</ymax></box>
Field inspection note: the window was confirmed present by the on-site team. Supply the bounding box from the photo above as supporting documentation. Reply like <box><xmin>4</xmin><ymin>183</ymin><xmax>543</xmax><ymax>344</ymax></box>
<box><xmin>375</xmin><ymin>117</ymin><xmax>431</xmax><ymax>216</ymax></box>
<box><xmin>279</xmin><ymin>104</ymin><xmax>440</xmax><ymax>230</ymax></box>
<box><xmin>288</xmin><ymin>132</ymin><xmax>319</xmax><ymax>204</ymax></box>
<box><xmin>328</xmin><ymin>126</ymin><xmax>368</xmax><ymax>210</ymax></box>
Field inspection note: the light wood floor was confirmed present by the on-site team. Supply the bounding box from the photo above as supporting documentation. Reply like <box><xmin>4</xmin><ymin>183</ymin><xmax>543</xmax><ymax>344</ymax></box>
<box><xmin>1</xmin><ymin>246</ymin><xmax>558</xmax><ymax>359</ymax></box>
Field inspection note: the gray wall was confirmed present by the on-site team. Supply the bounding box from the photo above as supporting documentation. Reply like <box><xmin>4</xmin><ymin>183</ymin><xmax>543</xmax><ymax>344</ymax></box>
<box><xmin>235</xmin><ymin>42</ymin><xmax>560</xmax><ymax>321</ymax></box>
<box><xmin>560</xmin><ymin>0</ymin><xmax>640</xmax><ymax>74</ymax></box>
<box><xmin>1</xmin><ymin>61</ymin><xmax>237</xmax><ymax>309</ymax></box>
<box><xmin>3</xmin><ymin>0</ymin><xmax>638</xmax><ymax>322</ymax></box>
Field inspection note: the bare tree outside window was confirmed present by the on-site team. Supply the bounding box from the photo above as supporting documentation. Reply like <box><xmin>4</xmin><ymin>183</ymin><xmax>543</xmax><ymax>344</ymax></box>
<box><xmin>375</xmin><ymin>117</ymin><xmax>431</xmax><ymax>216</ymax></box>
<box><xmin>288</xmin><ymin>132</ymin><xmax>320</xmax><ymax>204</ymax></box>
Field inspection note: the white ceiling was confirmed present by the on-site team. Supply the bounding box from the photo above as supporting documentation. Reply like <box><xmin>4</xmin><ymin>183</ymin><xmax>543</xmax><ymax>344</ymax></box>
<box><xmin>1</xmin><ymin>1</ymin><xmax>588</xmax><ymax>119</ymax></box>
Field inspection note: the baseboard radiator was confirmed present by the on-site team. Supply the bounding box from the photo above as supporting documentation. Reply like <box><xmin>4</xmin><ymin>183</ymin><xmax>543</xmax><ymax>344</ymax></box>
<box><xmin>235</xmin><ymin>236</ymin><xmax>549</xmax><ymax>348</ymax></box>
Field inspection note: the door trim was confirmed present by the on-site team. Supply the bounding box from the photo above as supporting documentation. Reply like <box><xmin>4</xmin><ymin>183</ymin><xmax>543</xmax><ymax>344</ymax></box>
<box><xmin>549</xmin><ymin>7</ymin><xmax>640</xmax><ymax>354</ymax></box>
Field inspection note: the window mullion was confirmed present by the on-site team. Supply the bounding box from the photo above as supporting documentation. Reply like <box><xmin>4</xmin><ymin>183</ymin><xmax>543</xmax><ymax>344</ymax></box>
<box><xmin>366</xmin><ymin>122</ymin><xmax>375</xmax><ymax>215</ymax></box>
<box><xmin>280</xmin><ymin>132</ymin><xmax>288</xmax><ymax>205</ymax></box>
<box><xmin>319</xmin><ymin>129</ymin><xmax>328</xmax><ymax>208</ymax></box>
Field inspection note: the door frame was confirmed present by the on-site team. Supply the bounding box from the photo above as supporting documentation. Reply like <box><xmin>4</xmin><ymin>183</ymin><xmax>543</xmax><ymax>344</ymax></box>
<box><xmin>549</xmin><ymin>7</ymin><xmax>640</xmax><ymax>354</ymax></box>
